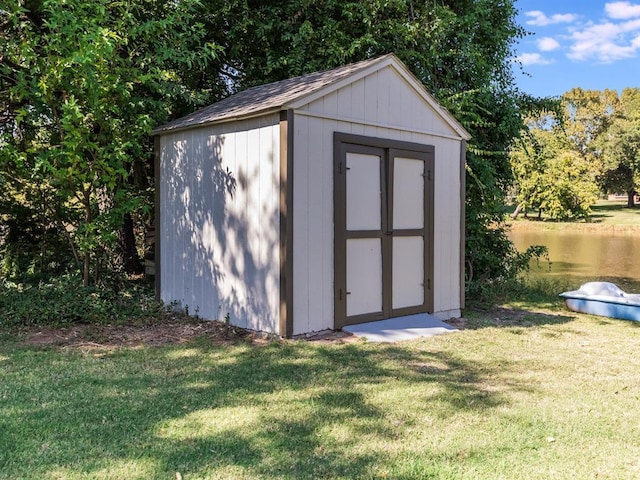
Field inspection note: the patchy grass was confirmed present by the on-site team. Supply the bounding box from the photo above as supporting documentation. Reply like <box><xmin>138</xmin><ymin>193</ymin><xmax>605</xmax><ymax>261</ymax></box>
<box><xmin>2</xmin><ymin>304</ymin><xmax>640</xmax><ymax>479</ymax></box>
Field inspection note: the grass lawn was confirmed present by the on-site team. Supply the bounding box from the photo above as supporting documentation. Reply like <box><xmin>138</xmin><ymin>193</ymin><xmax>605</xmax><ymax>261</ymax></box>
<box><xmin>2</xmin><ymin>306</ymin><xmax>640</xmax><ymax>479</ymax></box>
<box><xmin>508</xmin><ymin>200</ymin><xmax>640</xmax><ymax>232</ymax></box>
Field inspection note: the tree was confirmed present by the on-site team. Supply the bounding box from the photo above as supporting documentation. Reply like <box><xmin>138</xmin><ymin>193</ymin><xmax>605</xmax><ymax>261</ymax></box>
<box><xmin>597</xmin><ymin>88</ymin><xmax>640</xmax><ymax>207</ymax></box>
<box><xmin>509</xmin><ymin>88</ymin><xmax>640</xmax><ymax>221</ymax></box>
<box><xmin>209</xmin><ymin>0</ymin><xmax>541</xmax><ymax>290</ymax></box>
<box><xmin>2</xmin><ymin>0</ymin><xmax>549</xmax><ymax>295</ymax></box>
<box><xmin>561</xmin><ymin>88</ymin><xmax>620</xmax><ymax>157</ymax></box>
<box><xmin>1</xmin><ymin>0</ymin><xmax>219</xmax><ymax>284</ymax></box>
<box><xmin>510</xmin><ymin>111</ymin><xmax>599</xmax><ymax>221</ymax></box>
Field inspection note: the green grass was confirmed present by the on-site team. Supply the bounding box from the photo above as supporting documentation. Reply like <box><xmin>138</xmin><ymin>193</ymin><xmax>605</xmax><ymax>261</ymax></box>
<box><xmin>589</xmin><ymin>200</ymin><xmax>640</xmax><ymax>225</ymax></box>
<box><xmin>508</xmin><ymin>200</ymin><xmax>640</xmax><ymax>231</ymax></box>
<box><xmin>3</xmin><ymin>307</ymin><xmax>640</xmax><ymax>479</ymax></box>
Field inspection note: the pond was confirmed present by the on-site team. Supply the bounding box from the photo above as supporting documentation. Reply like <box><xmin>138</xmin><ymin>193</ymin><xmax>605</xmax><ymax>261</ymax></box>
<box><xmin>509</xmin><ymin>227</ymin><xmax>640</xmax><ymax>293</ymax></box>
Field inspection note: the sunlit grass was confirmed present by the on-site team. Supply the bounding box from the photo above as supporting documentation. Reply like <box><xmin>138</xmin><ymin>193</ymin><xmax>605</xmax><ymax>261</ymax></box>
<box><xmin>2</xmin><ymin>307</ymin><xmax>640</xmax><ymax>479</ymax></box>
<box><xmin>508</xmin><ymin>200</ymin><xmax>640</xmax><ymax>231</ymax></box>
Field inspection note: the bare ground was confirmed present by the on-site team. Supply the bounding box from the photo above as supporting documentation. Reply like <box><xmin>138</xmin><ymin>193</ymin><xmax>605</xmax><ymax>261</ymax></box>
<box><xmin>19</xmin><ymin>318</ymin><xmax>358</xmax><ymax>349</ymax></box>
<box><xmin>15</xmin><ymin>307</ymin><xmax>552</xmax><ymax>350</ymax></box>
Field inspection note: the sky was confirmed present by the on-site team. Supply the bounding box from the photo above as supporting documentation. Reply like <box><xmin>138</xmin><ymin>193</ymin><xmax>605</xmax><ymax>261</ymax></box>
<box><xmin>513</xmin><ymin>0</ymin><xmax>640</xmax><ymax>97</ymax></box>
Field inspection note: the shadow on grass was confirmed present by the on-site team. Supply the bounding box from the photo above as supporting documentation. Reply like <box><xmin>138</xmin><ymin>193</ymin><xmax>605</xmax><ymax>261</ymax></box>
<box><xmin>462</xmin><ymin>306</ymin><xmax>576</xmax><ymax>330</ymax></box>
<box><xmin>0</xmin><ymin>337</ymin><xmax>533</xmax><ymax>479</ymax></box>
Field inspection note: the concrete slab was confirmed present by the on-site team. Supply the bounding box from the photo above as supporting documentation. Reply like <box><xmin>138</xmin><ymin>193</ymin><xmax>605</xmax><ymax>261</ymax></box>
<box><xmin>342</xmin><ymin>313</ymin><xmax>458</xmax><ymax>343</ymax></box>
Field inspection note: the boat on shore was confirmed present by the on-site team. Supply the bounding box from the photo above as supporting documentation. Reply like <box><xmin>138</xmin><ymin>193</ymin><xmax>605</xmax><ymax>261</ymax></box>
<box><xmin>560</xmin><ymin>282</ymin><xmax>640</xmax><ymax>322</ymax></box>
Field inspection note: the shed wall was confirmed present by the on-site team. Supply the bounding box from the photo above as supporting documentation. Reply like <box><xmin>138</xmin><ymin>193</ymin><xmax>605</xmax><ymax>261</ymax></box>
<box><xmin>292</xmin><ymin>69</ymin><xmax>462</xmax><ymax>335</ymax></box>
<box><xmin>158</xmin><ymin>115</ymin><xmax>281</xmax><ymax>333</ymax></box>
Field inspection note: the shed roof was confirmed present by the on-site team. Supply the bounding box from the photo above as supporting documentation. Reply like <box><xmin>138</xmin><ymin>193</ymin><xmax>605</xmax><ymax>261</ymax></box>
<box><xmin>152</xmin><ymin>54</ymin><xmax>471</xmax><ymax>140</ymax></box>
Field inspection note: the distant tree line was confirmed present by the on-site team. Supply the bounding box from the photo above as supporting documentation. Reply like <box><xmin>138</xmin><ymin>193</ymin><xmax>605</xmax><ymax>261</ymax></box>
<box><xmin>510</xmin><ymin>88</ymin><xmax>640</xmax><ymax>220</ymax></box>
<box><xmin>1</xmin><ymin>0</ymin><xmax>547</xmax><ymax>297</ymax></box>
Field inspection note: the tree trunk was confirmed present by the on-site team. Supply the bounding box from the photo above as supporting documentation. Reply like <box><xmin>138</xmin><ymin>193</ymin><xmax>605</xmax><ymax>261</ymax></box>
<box><xmin>95</xmin><ymin>187</ymin><xmax>143</xmax><ymax>275</ymax></box>
<box><xmin>83</xmin><ymin>188</ymin><xmax>91</xmax><ymax>287</ymax></box>
<box><xmin>511</xmin><ymin>203</ymin><xmax>524</xmax><ymax>219</ymax></box>
<box><xmin>118</xmin><ymin>213</ymin><xmax>144</xmax><ymax>275</ymax></box>
<box><xmin>627</xmin><ymin>190</ymin><xmax>636</xmax><ymax>208</ymax></box>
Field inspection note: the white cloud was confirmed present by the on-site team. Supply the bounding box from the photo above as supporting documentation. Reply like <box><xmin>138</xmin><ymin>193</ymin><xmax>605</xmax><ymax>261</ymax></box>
<box><xmin>517</xmin><ymin>53</ymin><xmax>554</xmax><ymax>66</ymax></box>
<box><xmin>568</xmin><ymin>18</ymin><xmax>640</xmax><ymax>61</ymax></box>
<box><xmin>538</xmin><ymin>37</ymin><xmax>561</xmax><ymax>51</ymax></box>
<box><xmin>605</xmin><ymin>1</ymin><xmax>640</xmax><ymax>19</ymax></box>
<box><xmin>526</xmin><ymin>10</ymin><xmax>578</xmax><ymax>26</ymax></box>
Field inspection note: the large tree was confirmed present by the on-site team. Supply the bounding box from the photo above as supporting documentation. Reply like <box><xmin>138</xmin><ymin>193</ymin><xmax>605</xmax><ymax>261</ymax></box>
<box><xmin>0</xmin><ymin>0</ymin><xmax>219</xmax><ymax>284</ymax></box>
<box><xmin>208</xmin><ymin>0</ymin><xmax>539</xmax><ymax>289</ymax></box>
<box><xmin>598</xmin><ymin>88</ymin><xmax>640</xmax><ymax>207</ymax></box>
<box><xmin>2</xmin><ymin>0</ymin><xmax>546</xmax><ymax>294</ymax></box>
<box><xmin>510</xmin><ymin>111</ymin><xmax>599</xmax><ymax>221</ymax></box>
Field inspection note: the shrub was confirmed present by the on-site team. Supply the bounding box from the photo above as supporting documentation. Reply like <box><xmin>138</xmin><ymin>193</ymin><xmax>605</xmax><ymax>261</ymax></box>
<box><xmin>0</xmin><ymin>273</ymin><xmax>164</xmax><ymax>327</ymax></box>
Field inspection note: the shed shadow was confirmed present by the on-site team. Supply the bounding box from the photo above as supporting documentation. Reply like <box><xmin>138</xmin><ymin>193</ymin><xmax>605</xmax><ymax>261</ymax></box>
<box><xmin>1</xmin><ymin>338</ymin><xmax>547</xmax><ymax>479</ymax></box>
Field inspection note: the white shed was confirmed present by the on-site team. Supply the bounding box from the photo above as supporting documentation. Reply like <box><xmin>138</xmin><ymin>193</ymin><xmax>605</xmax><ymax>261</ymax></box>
<box><xmin>152</xmin><ymin>54</ymin><xmax>471</xmax><ymax>337</ymax></box>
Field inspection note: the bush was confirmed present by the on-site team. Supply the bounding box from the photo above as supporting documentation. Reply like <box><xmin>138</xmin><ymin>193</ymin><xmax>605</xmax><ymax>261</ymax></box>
<box><xmin>0</xmin><ymin>273</ymin><xmax>164</xmax><ymax>327</ymax></box>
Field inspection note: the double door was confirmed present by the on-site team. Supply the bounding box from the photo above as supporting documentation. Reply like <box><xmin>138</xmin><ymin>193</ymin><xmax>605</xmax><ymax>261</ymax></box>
<box><xmin>334</xmin><ymin>134</ymin><xmax>433</xmax><ymax>328</ymax></box>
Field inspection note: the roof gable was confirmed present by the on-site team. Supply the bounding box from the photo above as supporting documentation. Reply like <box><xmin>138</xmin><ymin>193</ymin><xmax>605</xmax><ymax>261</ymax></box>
<box><xmin>152</xmin><ymin>54</ymin><xmax>470</xmax><ymax>140</ymax></box>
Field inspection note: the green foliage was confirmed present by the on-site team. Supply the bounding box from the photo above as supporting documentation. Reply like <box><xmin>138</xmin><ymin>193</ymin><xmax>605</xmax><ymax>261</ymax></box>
<box><xmin>510</xmin><ymin>88</ymin><xmax>640</xmax><ymax>219</ymax></box>
<box><xmin>0</xmin><ymin>0</ymin><xmax>219</xmax><ymax>283</ymax></box>
<box><xmin>597</xmin><ymin>89</ymin><xmax>640</xmax><ymax>205</ymax></box>
<box><xmin>465</xmin><ymin>222</ymin><xmax>548</xmax><ymax>302</ymax></box>
<box><xmin>510</xmin><ymin>120</ymin><xmax>599</xmax><ymax>221</ymax></box>
<box><xmin>2</xmin><ymin>0</ymin><xmax>550</xmax><ymax>303</ymax></box>
<box><xmin>217</xmin><ymin>0</ymin><xmax>539</xmax><ymax>293</ymax></box>
<box><xmin>0</xmin><ymin>274</ymin><xmax>163</xmax><ymax>327</ymax></box>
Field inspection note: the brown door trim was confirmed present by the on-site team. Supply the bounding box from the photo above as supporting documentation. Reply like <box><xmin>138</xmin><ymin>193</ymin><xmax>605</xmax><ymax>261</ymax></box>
<box><xmin>279</xmin><ymin>109</ymin><xmax>295</xmax><ymax>337</ymax></box>
<box><xmin>388</xmin><ymin>148</ymin><xmax>434</xmax><ymax>318</ymax></box>
<box><xmin>334</xmin><ymin>139</ymin><xmax>387</xmax><ymax>328</ymax></box>
<box><xmin>334</xmin><ymin>132</ymin><xmax>434</xmax><ymax>329</ymax></box>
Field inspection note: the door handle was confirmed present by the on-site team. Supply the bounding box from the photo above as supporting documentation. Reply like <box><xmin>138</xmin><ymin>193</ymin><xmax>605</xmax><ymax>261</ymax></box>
<box><xmin>339</xmin><ymin>289</ymin><xmax>352</xmax><ymax>300</ymax></box>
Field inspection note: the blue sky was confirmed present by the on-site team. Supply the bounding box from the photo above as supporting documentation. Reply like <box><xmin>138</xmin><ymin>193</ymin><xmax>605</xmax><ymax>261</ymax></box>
<box><xmin>513</xmin><ymin>0</ymin><xmax>640</xmax><ymax>97</ymax></box>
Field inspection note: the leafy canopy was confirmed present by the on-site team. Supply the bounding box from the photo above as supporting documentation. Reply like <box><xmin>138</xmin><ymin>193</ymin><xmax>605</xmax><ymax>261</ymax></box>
<box><xmin>0</xmin><ymin>0</ymin><xmax>219</xmax><ymax>283</ymax></box>
<box><xmin>2</xmin><ymin>0</ymin><xmax>548</xmax><ymax>297</ymax></box>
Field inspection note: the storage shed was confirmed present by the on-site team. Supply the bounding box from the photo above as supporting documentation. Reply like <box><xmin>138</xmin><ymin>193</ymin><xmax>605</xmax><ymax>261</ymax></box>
<box><xmin>152</xmin><ymin>54</ymin><xmax>471</xmax><ymax>337</ymax></box>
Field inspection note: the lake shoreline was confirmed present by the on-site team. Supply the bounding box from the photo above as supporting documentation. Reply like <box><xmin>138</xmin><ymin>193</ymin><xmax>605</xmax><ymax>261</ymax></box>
<box><xmin>507</xmin><ymin>220</ymin><xmax>640</xmax><ymax>233</ymax></box>
<box><xmin>508</xmin><ymin>207</ymin><xmax>640</xmax><ymax>293</ymax></box>
<box><xmin>505</xmin><ymin>200</ymin><xmax>640</xmax><ymax>233</ymax></box>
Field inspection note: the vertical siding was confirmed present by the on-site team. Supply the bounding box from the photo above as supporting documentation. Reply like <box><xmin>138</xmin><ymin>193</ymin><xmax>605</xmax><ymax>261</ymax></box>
<box><xmin>292</xmin><ymin>114</ymin><xmax>338</xmax><ymax>334</ymax></box>
<box><xmin>159</xmin><ymin>114</ymin><xmax>281</xmax><ymax>333</ymax></box>
<box><xmin>293</xmin><ymin>67</ymin><xmax>463</xmax><ymax>333</ymax></box>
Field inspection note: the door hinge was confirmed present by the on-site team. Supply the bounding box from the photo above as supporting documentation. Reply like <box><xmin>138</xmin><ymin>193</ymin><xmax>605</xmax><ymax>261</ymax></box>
<box><xmin>423</xmin><ymin>170</ymin><xmax>432</xmax><ymax>181</ymax></box>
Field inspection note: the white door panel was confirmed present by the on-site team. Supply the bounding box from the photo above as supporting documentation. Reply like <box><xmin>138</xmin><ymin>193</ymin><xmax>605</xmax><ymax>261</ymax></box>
<box><xmin>346</xmin><ymin>238</ymin><xmax>383</xmax><ymax>316</ymax></box>
<box><xmin>393</xmin><ymin>157</ymin><xmax>424</xmax><ymax>230</ymax></box>
<box><xmin>392</xmin><ymin>236</ymin><xmax>424</xmax><ymax>309</ymax></box>
<box><xmin>346</xmin><ymin>152</ymin><xmax>381</xmax><ymax>231</ymax></box>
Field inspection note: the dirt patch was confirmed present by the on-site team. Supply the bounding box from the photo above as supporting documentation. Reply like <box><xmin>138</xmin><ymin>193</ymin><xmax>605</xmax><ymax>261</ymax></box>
<box><xmin>20</xmin><ymin>319</ymin><xmax>357</xmax><ymax>350</ymax></box>
<box><xmin>18</xmin><ymin>308</ymin><xmax>547</xmax><ymax>350</ymax></box>
<box><xmin>443</xmin><ymin>317</ymin><xmax>468</xmax><ymax>329</ymax></box>
<box><xmin>21</xmin><ymin>319</ymin><xmax>265</xmax><ymax>350</ymax></box>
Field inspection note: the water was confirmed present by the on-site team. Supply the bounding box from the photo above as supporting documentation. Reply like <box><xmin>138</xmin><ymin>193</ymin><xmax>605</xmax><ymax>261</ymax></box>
<box><xmin>509</xmin><ymin>228</ymin><xmax>640</xmax><ymax>292</ymax></box>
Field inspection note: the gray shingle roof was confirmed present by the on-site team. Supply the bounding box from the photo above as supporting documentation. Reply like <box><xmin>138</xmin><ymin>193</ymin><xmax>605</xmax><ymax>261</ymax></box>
<box><xmin>152</xmin><ymin>55</ymin><xmax>393</xmax><ymax>135</ymax></box>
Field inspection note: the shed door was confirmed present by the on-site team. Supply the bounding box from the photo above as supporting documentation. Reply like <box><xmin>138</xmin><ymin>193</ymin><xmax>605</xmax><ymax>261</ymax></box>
<box><xmin>334</xmin><ymin>135</ymin><xmax>433</xmax><ymax>329</ymax></box>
